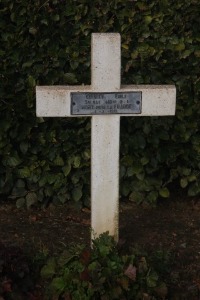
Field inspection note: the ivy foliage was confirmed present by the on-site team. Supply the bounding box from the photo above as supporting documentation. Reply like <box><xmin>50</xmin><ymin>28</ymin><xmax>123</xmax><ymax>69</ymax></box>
<box><xmin>41</xmin><ymin>233</ymin><xmax>168</xmax><ymax>299</ymax></box>
<box><xmin>1</xmin><ymin>0</ymin><xmax>200</xmax><ymax>206</ymax></box>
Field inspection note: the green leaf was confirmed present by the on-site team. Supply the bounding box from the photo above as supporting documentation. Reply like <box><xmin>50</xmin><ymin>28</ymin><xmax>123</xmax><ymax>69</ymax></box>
<box><xmin>7</xmin><ymin>156</ymin><xmax>22</xmax><ymax>167</ymax></box>
<box><xmin>16</xmin><ymin>198</ymin><xmax>26</xmax><ymax>208</ymax></box>
<box><xmin>188</xmin><ymin>175</ymin><xmax>196</xmax><ymax>182</ymax></box>
<box><xmin>120</xmin><ymin>166</ymin><xmax>126</xmax><ymax>178</ymax></box>
<box><xmin>71</xmin><ymin>173</ymin><xmax>80</xmax><ymax>184</ymax></box>
<box><xmin>62</xmin><ymin>164</ymin><xmax>71</xmax><ymax>176</ymax></box>
<box><xmin>29</xmin><ymin>27</ymin><xmax>37</xmax><ymax>35</ymax></box>
<box><xmin>39</xmin><ymin>176</ymin><xmax>47</xmax><ymax>187</ymax></box>
<box><xmin>188</xmin><ymin>182</ymin><xmax>200</xmax><ymax>196</ymax></box>
<box><xmin>136</xmin><ymin>172</ymin><xmax>145</xmax><ymax>180</ymax></box>
<box><xmin>26</xmin><ymin>192</ymin><xmax>37</xmax><ymax>208</ymax></box>
<box><xmin>129</xmin><ymin>191</ymin><xmax>144</xmax><ymax>204</ymax></box>
<box><xmin>146</xmin><ymin>191</ymin><xmax>158</xmax><ymax>204</ymax></box>
<box><xmin>182</xmin><ymin>168</ymin><xmax>191</xmax><ymax>176</ymax></box>
<box><xmin>146</xmin><ymin>271</ymin><xmax>159</xmax><ymax>288</ymax></box>
<box><xmin>11</xmin><ymin>187</ymin><xmax>27</xmax><ymax>198</ymax></box>
<box><xmin>50</xmin><ymin>277</ymin><xmax>65</xmax><ymax>294</ymax></box>
<box><xmin>27</xmin><ymin>75</ymin><xmax>36</xmax><ymax>87</ymax></box>
<box><xmin>16</xmin><ymin>179</ymin><xmax>25</xmax><ymax>188</ymax></box>
<box><xmin>141</xmin><ymin>156</ymin><xmax>149</xmax><ymax>165</ymax></box>
<box><xmin>20</xmin><ymin>141</ymin><xmax>29</xmax><ymax>154</ymax></box>
<box><xmin>122</xmin><ymin>44</ymin><xmax>129</xmax><ymax>50</ymax></box>
<box><xmin>54</xmin><ymin>156</ymin><xmax>64</xmax><ymax>166</ymax></box>
<box><xmin>121</xmin><ymin>155</ymin><xmax>133</xmax><ymax>166</ymax></box>
<box><xmin>174</xmin><ymin>42</ymin><xmax>185</xmax><ymax>51</ymax></box>
<box><xmin>18</xmin><ymin>167</ymin><xmax>31</xmax><ymax>178</ymax></box>
<box><xmin>194</xmin><ymin>50</ymin><xmax>200</xmax><ymax>57</ymax></box>
<box><xmin>41</xmin><ymin>258</ymin><xmax>56</xmax><ymax>279</ymax></box>
<box><xmin>83</xmin><ymin>150</ymin><xmax>90</xmax><ymax>160</ymax></box>
<box><xmin>44</xmin><ymin>186</ymin><xmax>53</xmax><ymax>197</ymax></box>
<box><xmin>121</xmin><ymin>182</ymin><xmax>131</xmax><ymax>197</ymax></box>
<box><xmin>52</xmin><ymin>14</ymin><xmax>60</xmax><ymax>22</ymax></box>
<box><xmin>36</xmin><ymin>117</ymin><xmax>45</xmax><ymax>123</ymax></box>
<box><xmin>70</xmin><ymin>60</ymin><xmax>79</xmax><ymax>70</ymax></box>
<box><xmin>132</xmin><ymin>162</ymin><xmax>143</xmax><ymax>174</ymax></box>
<box><xmin>57</xmin><ymin>194</ymin><xmax>67</xmax><ymax>204</ymax></box>
<box><xmin>127</xmin><ymin>167</ymin><xmax>134</xmax><ymax>177</ymax></box>
<box><xmin>63</xmin><ymin>73</ymin><xmax>77</xmax><ymax>84</ymax></box>
<box><xmin>144</xmin><ymin>15</ymin><xmax>153</xmax><ymax>24</ymax></box>
<box><xmin>180</xmin><ymin>178</ymin><xmax>188</xmax><ymax>188</ymax></box>
<box><xmin>47</xmin><ymin>174</ymin><xmax>56</xmax><ymax>184</ymax></box>
<box><xmin>159</xmin><ymin>187</ymin><xmax>170</xmax><ymax>198</ymax></box>
<box><xmin>22</xmin><ymin>61</ymin><xmax>33</xmax><ymax>68</ymax></box>
<box><xmin>88</xmin><ymin>261</ymin><xmax>99</xmax><ymax>271</ymax></box>
<box><xmin>131</xmin><ymin>50</ymin><xmax>138</xmax><ymax>59</ymax></box>
<box><xmin>53</xmin><ymin>175</ymin><xmax>64</xmax><ymax>189</ymax></box>
<box><xmin>72</xmin><ymin>187</ymin><xmax>82</xmax><ymax>202</ymax></box>
<box><xmin>73</xmin><ymin>156</ymin><xmax>81</xmax><ymax>168</ymax></box>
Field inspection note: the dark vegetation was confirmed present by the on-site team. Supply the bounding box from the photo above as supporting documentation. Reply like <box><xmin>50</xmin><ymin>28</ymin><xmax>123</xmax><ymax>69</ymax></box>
<box><xmin>1</xmin><ymin>0</ymin><xmax>200</xmax><ymax>207</ymax></box>
<box><xmin>1</xmin><ymin>0</ymin><xmax>200</xmax><ymax>298</ymax></box>
<box><xmin>0</xmin><ymin>232</ymin><xmax>181</xmax><ymax>300</ymax></box>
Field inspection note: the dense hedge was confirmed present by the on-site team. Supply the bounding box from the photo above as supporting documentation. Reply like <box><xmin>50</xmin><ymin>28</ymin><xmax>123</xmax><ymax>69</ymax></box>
<box><xmin>1</xmin><ymin>0</ymin><xmax>200</xmax><ymax>207</ymax></box>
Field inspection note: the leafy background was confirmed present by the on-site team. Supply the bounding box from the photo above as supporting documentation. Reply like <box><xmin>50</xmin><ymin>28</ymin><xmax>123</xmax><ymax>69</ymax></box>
<box><xmin>0</xmin><ymin>0</ymin><xmax>200</xmax><ymax>208</ymax></box>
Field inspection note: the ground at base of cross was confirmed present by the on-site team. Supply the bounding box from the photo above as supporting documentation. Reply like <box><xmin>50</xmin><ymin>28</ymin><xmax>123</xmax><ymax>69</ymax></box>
<box><xmin>0</xmin><ymin>195</ymin><xmax>200</xmax><ymax>299</ymax></box>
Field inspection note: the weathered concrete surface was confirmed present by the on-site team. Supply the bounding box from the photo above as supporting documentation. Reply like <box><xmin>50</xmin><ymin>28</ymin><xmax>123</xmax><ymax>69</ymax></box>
<box><xmin>36</xmin><ymin>84</ymin><xmax>176</xmax><ymax>117</ymax></box>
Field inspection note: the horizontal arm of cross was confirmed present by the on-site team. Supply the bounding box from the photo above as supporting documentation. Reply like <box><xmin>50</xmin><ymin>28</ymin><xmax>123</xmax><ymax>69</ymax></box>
<box><xmin>36</xmin><ymin>85</ymin><xmax>176</xmax><ymax>117</ymax></box>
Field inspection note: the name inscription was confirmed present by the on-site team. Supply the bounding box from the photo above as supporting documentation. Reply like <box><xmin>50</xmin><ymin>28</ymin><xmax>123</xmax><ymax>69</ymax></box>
<box><xmin>71</xmin><ymin>92</ymin><xmax>142</xmax><ymax>115</ymax></box>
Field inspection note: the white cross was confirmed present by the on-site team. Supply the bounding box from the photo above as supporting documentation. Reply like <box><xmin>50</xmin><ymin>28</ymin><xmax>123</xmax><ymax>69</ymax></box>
<box><xmin>36</xmin><ymin>33</ymin><xmax>176</xmax><ymax>241</ymax></box>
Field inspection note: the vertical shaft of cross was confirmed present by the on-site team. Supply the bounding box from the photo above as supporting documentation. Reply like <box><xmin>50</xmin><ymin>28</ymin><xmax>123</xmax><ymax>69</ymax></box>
<box><xmin>91</xmin><ymin>33</ymin><xmax>121</xmax><ymax>91</ymax></box>
<box><xmin>91</xmin><ymin>33</ymin><xmax>121</xmax><ymax>240</ymax></box>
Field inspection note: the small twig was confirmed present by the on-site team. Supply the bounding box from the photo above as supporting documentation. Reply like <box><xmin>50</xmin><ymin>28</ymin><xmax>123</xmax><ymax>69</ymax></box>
<box><xmin>38</xmin><ymin>0</ymin><xmax>49</xmax><ymax>12</ymax></box>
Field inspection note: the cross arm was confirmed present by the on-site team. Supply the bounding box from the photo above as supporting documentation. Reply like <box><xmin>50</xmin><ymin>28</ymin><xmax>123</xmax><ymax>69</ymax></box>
<box><xmin>120</xmin><ymin>85</ymin><xmax>176</xmax><ymax>116</ymax></box>
<box><xmin>36</xmin><ymin>85</ymin><xmax>91</xmax><ymax>117</ymax></box>
<box><xmin>36</xmin><ymin>84</ymin><xmax>176</xmax><ymax>117</ymax></box>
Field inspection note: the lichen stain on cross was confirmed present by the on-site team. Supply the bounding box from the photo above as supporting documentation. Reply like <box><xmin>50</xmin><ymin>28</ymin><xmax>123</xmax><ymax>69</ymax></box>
<box><xmin>36</xmin><ymin>33</ymin><xmax>176</xmax><ymax>242</ymax></box>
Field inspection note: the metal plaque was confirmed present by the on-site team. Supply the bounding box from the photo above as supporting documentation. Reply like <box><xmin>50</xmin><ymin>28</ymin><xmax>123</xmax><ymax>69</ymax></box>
<box><xmin>71</xmin><ymin>92</ymin><xmax>142</xmax><ymax>115</ymax></box>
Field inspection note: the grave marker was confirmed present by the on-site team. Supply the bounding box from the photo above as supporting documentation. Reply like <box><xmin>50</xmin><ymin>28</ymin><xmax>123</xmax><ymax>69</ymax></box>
<box><xmin>36</xmin><ymin>33</ymin><xmax>176</xmax><ymax>241</ymax></box>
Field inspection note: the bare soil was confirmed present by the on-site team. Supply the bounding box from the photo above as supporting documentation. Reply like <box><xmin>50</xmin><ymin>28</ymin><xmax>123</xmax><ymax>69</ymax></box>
<box><xmin>0</xmin><ymin>197</ymin><xmax>200</xmax><ymax>299</ymax></box>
